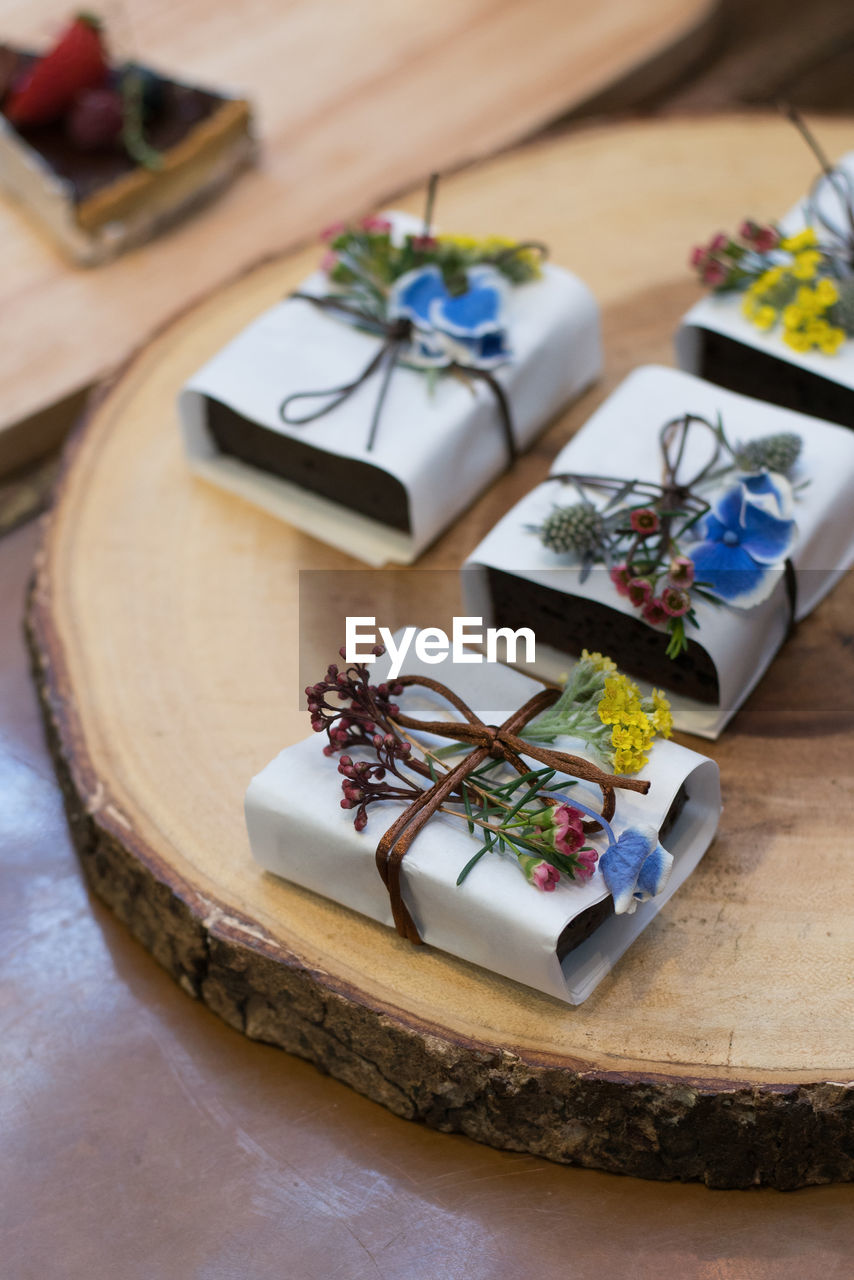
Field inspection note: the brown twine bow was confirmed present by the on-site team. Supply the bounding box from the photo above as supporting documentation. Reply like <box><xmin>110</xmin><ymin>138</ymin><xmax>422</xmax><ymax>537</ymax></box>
<box><xmin>553</xmin><ymin>413</ymin><xmax>721</xmax><ymax>518</ymax></box>
<box><xmin>374</xmin><ymin>673</ymin><xmax>650</xmax><ymax>945</ymax></box>
<box><xmin>279</xmin><ymin>291</ymin><xmax>518</xmax><ymax>460</ymax></box>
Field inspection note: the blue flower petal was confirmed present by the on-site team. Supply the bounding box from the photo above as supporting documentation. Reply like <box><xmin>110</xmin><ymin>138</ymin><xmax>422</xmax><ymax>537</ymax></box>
<box><xmin>738</xmin><ymin>502</ymin><xmax>797</xmax><ymax>565</ymax></box>
<box><xmin>479</xmin><ymin>331</ymin><xmax>509</xmax><ymax>362</ymax></box>
<box><xmin>433</xmin><ymin>285</ymin><xmax>502</xmax><ymax>337</ymax></box>
<box><xmin>389</xmin><ymin>266</ymin><xmax>448</xmax><ymax>325</ymax></box>
<box><xmin>690</xmin><ymin>538</ymin><xmax>773</xmax><ymax>604</ymax></box>
<box><xmin>633</xmin><ymin>842</ymin><xmax>673</xmax><ymax>902</ymax></box>
<box><xmin>742</xmin><ymin>471</ymin><xmax>793</xmax><ymax>520</ymax></box>
<box><xmin>388</xmin><ymin>264</ymin><xmax>510</xmax><ymax>371</ymax></box>
<box><xmin>743</xmin><ymin>471</ymin><xmax>781</xmax><ymax>503</ymax></box>
<box><xmin>713</xmin><ymin>486</ymin><xmax>746</xmax><ymax>531</ymax></box>
<box><xmin>699</xmin><ymin>511</ymin><xmax>728</xmax><ymax>543</ymax></box>
<box><xmin>743</xmin><ymin>471</ymin><xmax>778</xmax><ymax>494</ymax></box>
<box><xmin>599</xmin><ymin>825</ymin><xmax>658</xmax><ymax>915</ymax></box>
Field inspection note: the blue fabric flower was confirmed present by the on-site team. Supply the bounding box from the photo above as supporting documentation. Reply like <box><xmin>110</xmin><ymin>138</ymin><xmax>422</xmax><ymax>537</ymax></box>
<box><xmin>388</xmin><ymin>264</ymin><xmax>511</xmax><ymax>370</ymax></box>
<box><xmin>739</xmin><ymin>470</ymin><xmax>793</xmax><ymax>518</ymax></box>
<box><xmin>689</xmin><ymin>473</ymin><xmax>797</xmax><ymax>608</ymax></box>
<box><xmin>599</xmin><ymin>825</ymin><xmax>674</xmax><ymax>916</ymax></box>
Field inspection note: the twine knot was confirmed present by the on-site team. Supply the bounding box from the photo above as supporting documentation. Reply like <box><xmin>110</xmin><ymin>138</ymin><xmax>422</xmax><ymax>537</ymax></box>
<box><xmin>278</xmin><ymin>291</ymin><xmax>518</xmax><ymax>460</ymax></box>
<box><xmin>373</xmin><ymin>674</ymin><xmax>650</xmax><ymax>945</ymax></box>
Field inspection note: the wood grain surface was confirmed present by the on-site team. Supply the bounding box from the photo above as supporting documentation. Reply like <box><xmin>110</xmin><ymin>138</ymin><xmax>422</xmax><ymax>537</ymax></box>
<box><xmin>7</xmin><ymin>516</ymin><xmax>854</xmax><ymax>1280</ymax></box>
<box><xmin>0</xmin><ymin>0</ymin><xmax>720</xmax><ymax>474</ymax></box>
<box><xmin>28</xmin><ymin>115</ymin><xmax>854</xmax><ymax>1189</ymax></box>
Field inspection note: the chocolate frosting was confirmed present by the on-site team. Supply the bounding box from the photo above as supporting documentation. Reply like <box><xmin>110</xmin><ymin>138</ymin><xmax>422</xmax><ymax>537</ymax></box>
<box><xmin>1</xmin><ymin>47</ymin><xmax>225</xmax><ymax>203</ymax></box>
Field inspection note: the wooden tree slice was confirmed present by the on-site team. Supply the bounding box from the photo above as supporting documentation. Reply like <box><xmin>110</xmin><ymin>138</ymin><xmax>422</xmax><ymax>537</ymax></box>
<box><xmin>0</xmin><ymin>0</ymin><xmax>721</xmax><ymax>475</ymax></box>
<box><xmin>29</xmin><ymin>116</ymin><xmax>854</xmax><ymax>1190</ymax></box>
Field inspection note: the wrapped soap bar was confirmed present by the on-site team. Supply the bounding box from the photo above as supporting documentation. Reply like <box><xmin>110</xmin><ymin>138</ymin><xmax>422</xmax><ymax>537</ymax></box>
<box><xmin>245</xmin><ymin>646</ymin><xmax>721</xmax><ymax>1005</ymax></box>
<box><xmin>463</xmin><ymin>365</ymin><xmax>854</xmax><ymax>738</ymax></box>
<box><xmin>179</xmin><ymin>212</ymin><xmax>601</xmax><ymax>565</ymax></box>
<box><xmin>677</xmin><ymin>148</ymin><xmax>854</xmax><ymax>429</ymax></box>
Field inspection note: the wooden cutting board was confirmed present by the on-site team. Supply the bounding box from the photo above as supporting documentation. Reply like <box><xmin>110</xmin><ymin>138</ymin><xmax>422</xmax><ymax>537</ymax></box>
<box><xmin>28</xmin><ymin>114</ymin><xmax>854</xmax><ymax>1190</ymax></box>
<box><xmin>0</xmin><ymin>0</ymin><xmax>720</xmax><ymax>476</ymax></box>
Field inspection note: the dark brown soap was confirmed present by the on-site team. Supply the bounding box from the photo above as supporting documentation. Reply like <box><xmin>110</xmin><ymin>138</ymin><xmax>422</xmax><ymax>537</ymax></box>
<box><xmin>695</xmin><ymin>327</ymin><xmax>854</xmax><ymax>429</ymax></box>
<box><xmin>485</xmin><ymin>567</ymin><xmax>720</xmax><ymax>703</ymax></box>
<box><xmin>1</xmin><ymin>48</ymin><xmax>224</xmax><ymax>204</ymax></box>
<box><xmin>556</xmin><ymin>896</ymin><xmax>613</xmax><ymax>961</ymax></box>
<box><xmin>205</xmin><ymin>397</ymin><xmax>412</xmax><ymax>532</ymax></box>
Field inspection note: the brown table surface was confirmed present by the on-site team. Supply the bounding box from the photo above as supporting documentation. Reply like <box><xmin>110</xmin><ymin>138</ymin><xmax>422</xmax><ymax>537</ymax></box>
<box><xmin>6</xmin><ymin>2</ymin><xmax>854</xmax><ymax>1275</ymax></box>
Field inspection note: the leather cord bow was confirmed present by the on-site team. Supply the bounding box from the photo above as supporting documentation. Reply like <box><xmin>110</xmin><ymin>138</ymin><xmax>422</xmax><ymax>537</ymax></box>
<box><xmin>374</xmin><ymin>674</ymin><xmax>650</xmax><ymax>945</ymax></box>
<box><xmin>279</xmin><ymin>291</ymin><xmax>517</xmax><ymax>461</ymax></box>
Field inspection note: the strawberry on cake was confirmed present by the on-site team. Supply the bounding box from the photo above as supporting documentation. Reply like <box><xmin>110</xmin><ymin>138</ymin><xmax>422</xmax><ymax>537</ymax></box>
<box><xmin>0</xmin><ymin>13</ymin><xmax>255</xmax><ymax>265</ymax></box>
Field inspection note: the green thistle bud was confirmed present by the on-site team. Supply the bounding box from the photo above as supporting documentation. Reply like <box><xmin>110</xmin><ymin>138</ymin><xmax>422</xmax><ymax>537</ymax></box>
<box><xmin>735</xmin><ymin>431</ymin><xmax>802</xmax><ymax>476</ymax></box>
<box><xmin>835</xmin><ymin>276</ymin><xmax>854</xmax><ymax>335</ymax></box>
<box><xmin>538</xmin><ymin>503</ymin><xmax>604</xmax><ymax>555</ymax></box>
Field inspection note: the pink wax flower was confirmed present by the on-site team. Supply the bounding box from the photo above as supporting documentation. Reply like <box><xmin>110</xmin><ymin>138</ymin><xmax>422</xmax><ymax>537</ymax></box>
<box><xmin>668</xmin><ymin>555</ymin><xmax>695</xmax><ymax>588</ymax></box>
<box><xmin>517</xmin><ymin>852</ymin><xmax>561</xmax><ymax>891</ymax></box>
<box><xmin>627</xmin><ymin>577</ymin><xmax>653</xmax><ymax>608</ymax></box>
<box><xmin>642</xmin><ymin>597</ymin><xmax>669</xmax><ymax>627</ymax></box>
<box><xmin>320</xmin><ymin>220</ymin><xmax>347</xmax><ymax>242</ymax></box>
<box><xmin>702</xmin><ymin>259</ymin><xmax>727</xmax><ymax>287</ymax></box>
<box><xmin>320</xmin><ymin>250</ymin><xmax>338</xmax><ymax>273</ymax></box>
<box><xmin>740</xmin><ymin>219</ymin><xmax>779</xmax><ymax>253</ymax></box>
<box><xmin>574</xmin><ymin>848</ymin><xmax>599</xmax><ymax>883</ymax></box>
<box><xmin>361</xmin><ymin>215</ymin><xmax>392</xmax><ymax>234</ymax></box>
<box><xmin>552</xmin><ymin>804</ymin><xmax>585</xmax><ymax>857</ymax></box>
<box><xmin>709</xmin><ymin>232</ymin><xmax>728</xmax><ymax>253</ymax></box>
<box><xmin>610</xmin><ymin>563</ymin><xmax>632</xmax><ymax>596</ymax></box>
<box><xmin>411</xmin><ymin>234</ymin><xmax>439</xmax><ymax>252</ymax></box>
<box><xmin>754</xmin><ymin>226</ymin><xmax>779</xmax><ymax>252</ymax></box>
<box><xmin>531</xmin><ymin>803</ymin><xmax>585</xmax><ymax>858</ymax></box>
<box><xmin>661</xmin><ymin>586</ymin><xmax>691</xmax><ymax>617</ymax></box>
<box><xmin>690</xmin><ymin>245</ymin><xmax>707</xmax><ymax>269</ymax></box>
<box><xmin>531</xmin><ymin>860</ymin><xmax>561</xmax><ymax>892</ymax></box>
<box><xmin>630</xmin><ymin>508</ymin><xmax>660</xmax><ymax>536</ymax></box>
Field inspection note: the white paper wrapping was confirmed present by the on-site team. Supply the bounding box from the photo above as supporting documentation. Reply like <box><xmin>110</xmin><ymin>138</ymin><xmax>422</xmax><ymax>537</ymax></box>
<box><xmin>179</xmin><ymin>213</ymin><xmax>602</xmax><ymax>565</ymax></box>
<box><xmin>463</xmin><ymin>365</ymin><xmax>854</xmax><ymax>738</ymax></box>
<box><xmin>676</xmin><ymin>149</ymin><xmax>854</xmax><ymax>399</ymax></box>
<box><xmin>245</xmin><ymin>645</ymin><xmax>721</xmax><ymax>1005</ymax></box>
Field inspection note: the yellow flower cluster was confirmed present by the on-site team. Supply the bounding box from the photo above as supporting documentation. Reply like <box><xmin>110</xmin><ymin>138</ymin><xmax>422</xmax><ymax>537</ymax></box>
<box><xmin>438</xmin><ymin>234</ymin><xmax>481</xmax><ymax>251</ymax></box>
<box><xmin>580</xmin><ymin>648</ymin><xmax>617</xmax><ymax>674</ymax></box>
<box><xmin>438</xmin><ymin>233</ymin><xmax>543</xmax><ymax>277</ymax></box>
<box><xmin>781</xmin><ymin>278</ymin><xmax>845</xmax><ymax>353</ymax></box>
<box><xmin>596</xmin><ymin>675</ymin><xmax>672</xmax><ymax>775</ymax></box>
<box><xmin>780</xmin><ymin>228</ymin><xmax>823</xmax><ymax>281</ymax></box>
<box><xmin>740</xmin><ymin>228</ymin><xmax>846</xmax><ymax>354</ymax></box>
<box><xmin>780</xmin><ymin>228</ymin><xmax>819</xmax><ymax>254</ymax></box>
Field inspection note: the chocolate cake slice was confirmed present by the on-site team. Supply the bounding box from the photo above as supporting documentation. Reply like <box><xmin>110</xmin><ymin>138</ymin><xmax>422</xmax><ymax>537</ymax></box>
<box><xmin>0</xmin><ymin>33</ymin><xmax>253</xmax><ymax>264</ymax></box>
